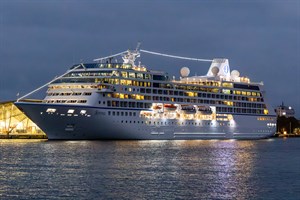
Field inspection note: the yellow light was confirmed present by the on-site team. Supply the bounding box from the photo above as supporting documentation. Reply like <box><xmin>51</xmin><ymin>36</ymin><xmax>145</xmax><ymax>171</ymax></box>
<box><xmin>126</xmin><ymin>80</ymin><xmax>132</xmax><ymax>85</ymax></box>
<box><xmin>186</xmin><ymin>92</ymin><xmax>195</xmax><ymax>97</ymax></box>
<box><xmin>224</xmin><ymin>101</ymin><xmax>233</xmax><ymax>106</ymax></box>
<box><xmin>264</xmin><ymin>109</ymin><xmax>269</xmax><ymax>115</ymax></box>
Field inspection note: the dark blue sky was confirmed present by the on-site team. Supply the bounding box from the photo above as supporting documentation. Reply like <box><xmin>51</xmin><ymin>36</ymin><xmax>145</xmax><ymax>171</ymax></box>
<box><xmin>0</xmin><ymin>0</ymin><xmax>299</xmax><ymax>117</ymax></box>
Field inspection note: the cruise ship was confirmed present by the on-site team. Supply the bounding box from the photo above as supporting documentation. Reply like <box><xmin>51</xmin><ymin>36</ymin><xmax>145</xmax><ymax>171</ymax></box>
<box><xmin>14</xmin><ymin>47</ymin><xmax>277</xmax><ymax>139</ymax></box>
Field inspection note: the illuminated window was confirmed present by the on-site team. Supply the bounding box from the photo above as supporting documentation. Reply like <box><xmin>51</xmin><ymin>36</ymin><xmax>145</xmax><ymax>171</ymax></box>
<box><xmin>80</xmin><ymin>110</ymin><xmax>86</xmax><ymax>115</ymax></box>
<box><xmin>222</xmin><ymin>89</ymin><xmax>231</xmax><ymax>94</ymax></box>
<box><xmin>46</xmin><ymin>108</ymin><xmax>56</xmax><ymax>113</ymax></box>
<box><xmin>222</xmin><ymin>82</ymin><xmax>233</xmax><ymax>88</ymax></box>
<box><xmin>129</xmin><ymin>72</ymin><xmax>135</xmax><ymax>78</ymax></box>
<box><xmin>212</xmin><ymin>88</ymin><xmax>219</xmax><ymax>93</ymax></box>
<box><xmin>68</xmin><ymin>109</ymin><xmax>75</xmax><ymax>114</ymax></box>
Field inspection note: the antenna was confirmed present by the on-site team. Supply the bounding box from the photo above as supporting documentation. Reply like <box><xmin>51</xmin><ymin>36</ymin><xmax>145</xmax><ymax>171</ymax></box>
<box><xmin>135</xmin><ymin>42</ymin><xmax>141</xmax><ymax>51</ymax></box>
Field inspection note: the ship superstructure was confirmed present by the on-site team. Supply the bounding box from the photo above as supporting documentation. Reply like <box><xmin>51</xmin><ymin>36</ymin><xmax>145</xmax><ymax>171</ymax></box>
<box><xmin>15</xmin><ymin>48</ymin><xmax>277</xmax><ymax>139</ymax></box>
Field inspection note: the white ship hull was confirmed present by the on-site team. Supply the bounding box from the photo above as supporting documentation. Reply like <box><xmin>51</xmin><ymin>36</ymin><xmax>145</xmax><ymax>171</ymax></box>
<box><xmin>15</xmin><ymin>102</ymin><xmax>276</xmax><ymax>140</ymax></box>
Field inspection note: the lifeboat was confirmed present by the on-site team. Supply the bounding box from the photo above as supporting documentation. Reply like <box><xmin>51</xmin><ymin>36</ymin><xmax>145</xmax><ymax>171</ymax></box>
<box><xmin>153</xmin><ymin>105</ymin><xmax>162</xmax><ymax>110</ymax></box>
<box><xmin>181</xmin><ymin>105</ymin><xmax>196</xmax><ymax>114</ymax></box>
<box><xmin>197</xmin><ymin>106</ymin><xmax>212</xmax><ymax>114</ymax></box>
<box><xmin>164</xmin><ymin>104</ymin><xmax>177</xmax><ymax>111</ymax></box>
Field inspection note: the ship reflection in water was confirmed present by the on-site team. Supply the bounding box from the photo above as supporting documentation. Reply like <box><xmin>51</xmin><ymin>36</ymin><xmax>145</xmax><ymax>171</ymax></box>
<box><xmin>0</xmin><ymin>139</ymin><xmax>299</xmax><ymax>199</ymax></box>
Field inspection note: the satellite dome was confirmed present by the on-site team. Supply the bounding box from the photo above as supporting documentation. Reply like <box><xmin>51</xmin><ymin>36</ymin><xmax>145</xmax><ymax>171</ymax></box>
<box><xmin>180</xmin><ymin>67</ymin><xmax>190</xmax><ymax>77</ymax></box>
<box><xmin>231</xmin><ymin>70</ymin><xmax>240</xmax><ymax>78</ymax></box>
<box><xmin>211</xmin><ymin>66</ymin><xmax>219</xmax><ymax>77</ymax></box>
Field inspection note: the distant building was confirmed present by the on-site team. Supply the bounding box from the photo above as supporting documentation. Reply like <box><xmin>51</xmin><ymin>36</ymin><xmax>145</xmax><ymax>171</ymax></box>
<box><xmin>275</xmin><ymin>102</ymin><xmax>295</xmax><ymax>117</ymax></box>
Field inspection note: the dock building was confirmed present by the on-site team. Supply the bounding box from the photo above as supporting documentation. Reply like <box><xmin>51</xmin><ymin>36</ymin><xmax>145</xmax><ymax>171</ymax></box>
<box><xmin>0</xmin><ymin>100</ymin><xmax>47</xmax><ymax>139</ymax></box>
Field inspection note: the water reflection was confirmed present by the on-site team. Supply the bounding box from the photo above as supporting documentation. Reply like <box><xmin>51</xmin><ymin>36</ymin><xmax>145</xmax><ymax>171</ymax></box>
<box><xmin>0</xmin><ymin>139</ymin><xmax>282</xmax><ymax>199</ymax></box>
<box><xmin>86</xmin><ymin>140</ymin><xmax>260</xmax><ymax>199</ymax></box>
<box><xmin>208</xmin><ymin>141</ymin><xmax>257</xmax><ymax>200</ymax></box>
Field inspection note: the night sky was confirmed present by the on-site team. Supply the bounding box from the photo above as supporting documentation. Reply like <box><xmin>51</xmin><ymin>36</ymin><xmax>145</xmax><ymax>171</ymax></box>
<box><xmin>0</xmin><ymin>0</ymin><xmax>299</xmax><ymax>117</ymax></box>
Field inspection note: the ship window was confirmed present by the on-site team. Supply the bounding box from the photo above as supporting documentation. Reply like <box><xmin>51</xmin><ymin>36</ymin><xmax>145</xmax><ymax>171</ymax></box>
<box><xmin>136</xmin><ymin>73</ymin><xmax>143</xmax><ymax>79</ymax></box>
<box><xmin>144</xmin><ymin>74</ymin><xmax>150</xmax><ymax>79</ymax></box>
<box><xmin>68</xmin><ymin>109</ymin><xmax>75</xmax><ymax>114</ymax></box>
<box><xmin>153</xmin><ymin>75</ymin><xmax>166</xmax><ymax>81</ymax></box>
<box><xmin>121</xmin><ymin>71</ymin><xmax>128</xmax><ymax>78</ymax></box>
<box><xmin>129</xmin><ymin>72</ymin><xmax>135</xmax><ymax>78</ymax></box>
<box><xmin>80</xmin><ymin>110</ymin><xmax>86</xmax><ymax>115</ymax></box>
<box><xmin>46</xmin><ymin>108</ymin><xmax>56</xmax><ymax>113</ymax></box>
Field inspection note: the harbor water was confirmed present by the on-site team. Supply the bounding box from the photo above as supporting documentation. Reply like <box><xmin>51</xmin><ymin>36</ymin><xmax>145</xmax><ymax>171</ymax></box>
<box><xmin>0</xmin><ymin>138</ymin><xmax>300</xmax><ymax>200</ymax></box>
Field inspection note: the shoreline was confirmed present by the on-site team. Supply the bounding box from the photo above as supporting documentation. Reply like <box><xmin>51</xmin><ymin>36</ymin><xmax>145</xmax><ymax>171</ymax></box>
<box><xmin>0</xmin><ymin>134</ymin><xmax>299</xmax><ymax>140</ymax></box>
<box><xmin>0</xmin><ymin>134</ymin><xmax>48</xmax><ymax>139</ymax></box>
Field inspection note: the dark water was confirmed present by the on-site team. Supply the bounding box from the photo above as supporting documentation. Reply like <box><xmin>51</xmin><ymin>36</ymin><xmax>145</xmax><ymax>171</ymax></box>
<box><xmin>0</xmin><ymin>138</ymin><xmax>300</xmax><ymax>200</ymax></box>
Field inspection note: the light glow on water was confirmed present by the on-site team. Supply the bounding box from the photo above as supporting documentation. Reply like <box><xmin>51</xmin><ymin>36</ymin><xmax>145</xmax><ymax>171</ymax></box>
<box><xmin>0</xmin><ymin>139</ymin><xmax>299</xmax><ymax>199</ymax></box>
